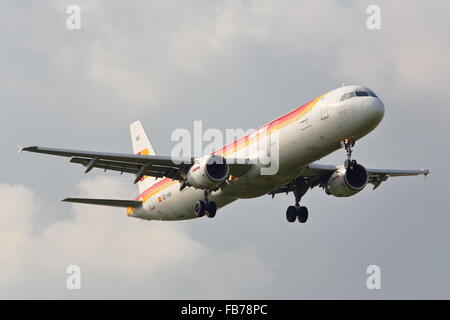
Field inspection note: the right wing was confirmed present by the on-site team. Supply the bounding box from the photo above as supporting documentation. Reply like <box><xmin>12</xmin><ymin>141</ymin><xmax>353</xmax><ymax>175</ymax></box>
<box><xmin>269</xmin><ymin>163</ymin><xmax>430</xmax><ymax>196</ymax></box>
<box><xmin>20</xmin><ymin>146</ymin><xmax>252</xmax><ymax>182</ymax></box>
<box><xmin>302</xmin><ymin>163</ymin><xmax>430</xmax><ymax>190</ymax></box>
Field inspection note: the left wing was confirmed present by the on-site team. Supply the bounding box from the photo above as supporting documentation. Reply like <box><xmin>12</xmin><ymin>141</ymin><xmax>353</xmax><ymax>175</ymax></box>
<box><xmin>20</xmin><ymin>146</ymin><xmax>251</xmax><ymax>182</ymax></box>
<box><xmin>21</xmin><ymin>146</ymin><xmax>191</xmax><ymax>181</ymax></box>
<box><xmin>269</xmin><ymin>163</ymin><xmax>430</xmax><ymax>196</ymax></box>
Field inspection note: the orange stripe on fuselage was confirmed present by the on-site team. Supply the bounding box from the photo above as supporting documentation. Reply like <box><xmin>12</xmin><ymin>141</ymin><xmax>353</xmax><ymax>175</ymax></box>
<box><xmin>136</xmin><ymin>178</ymin><xmax>177</xmax><ymax>203</ymax></box>
<box><xmin>214</xmin><ymin>95</ymin><xmax>323</xmax><ymax>157</ymax></box>
<box><xmin>127</xmin><ymin>177</ymin><xmax>175</xmax><ymax>216</ymax></box>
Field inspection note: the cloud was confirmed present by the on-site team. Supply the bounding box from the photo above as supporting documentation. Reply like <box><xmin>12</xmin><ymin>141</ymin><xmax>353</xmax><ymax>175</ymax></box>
<box><xmin>333</xmin><ymin>1</ymin><xmax>450</xmax><ymax>100</ymax></box>
<box><xmin>0</xmin><ymin>177</ymin><xmax>270</xmax><ymax>299</ymax></box>
<box><xmin>0</xmin><ymin>185</ymin><xmax>39</xmax><ymax>284</ymax></box>
<box><xmin>26</xmin><ymin>0</ymin><xmax>276</xmax><ymax>114</ymax></box>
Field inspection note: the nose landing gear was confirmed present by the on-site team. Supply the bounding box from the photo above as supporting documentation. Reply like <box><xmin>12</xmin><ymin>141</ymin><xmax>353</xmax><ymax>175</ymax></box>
<box><xmin>341</xmin><ymin>139</ymin><xmax>357</xmax><ymax>170</ymax></box>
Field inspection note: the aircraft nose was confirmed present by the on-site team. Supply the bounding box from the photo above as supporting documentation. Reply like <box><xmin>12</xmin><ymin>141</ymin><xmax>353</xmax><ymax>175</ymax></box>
<box><xmin>362</xmin><ymin>97</ymin><xmax>385</xmax><ymax>125</ymax></box>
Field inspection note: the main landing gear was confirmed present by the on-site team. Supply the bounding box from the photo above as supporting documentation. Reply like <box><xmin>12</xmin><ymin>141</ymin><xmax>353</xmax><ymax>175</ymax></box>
<box><xmin>285</xmin><ymin>180</ymin><xmax>309</xmax><ymax>223</ymax></box>
<box><xmin>286</xmin><ymin>205</ymin><xmax>308</xmax><ymax>223</ymax></box>
<box><xmin>341</xmin><ymin>138</ymin><xmax>357</xmax><ymax>170</ymax></box>
<box><xmin>194</xmin><ymin>190</ymin><xmax>217</xmax><ymax>218</ymax></box>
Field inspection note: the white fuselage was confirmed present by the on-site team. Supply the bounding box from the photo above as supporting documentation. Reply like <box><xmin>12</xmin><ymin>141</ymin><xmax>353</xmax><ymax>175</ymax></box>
<box><xmin>130</xmin><ymin>85</ymin><xmax>385</xmax><ymax>221</ymax></box>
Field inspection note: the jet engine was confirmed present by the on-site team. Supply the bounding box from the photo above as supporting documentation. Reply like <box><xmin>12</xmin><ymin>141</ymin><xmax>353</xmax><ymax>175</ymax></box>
<box><xmin>186</xmin><ymin>155</ymin><xmax>229</xmax><ymax>189</ymax></box>
<box><xmin>325</xmin><ymin>164</ymin><xmax>368</xmax><ymax>197</ymax></box>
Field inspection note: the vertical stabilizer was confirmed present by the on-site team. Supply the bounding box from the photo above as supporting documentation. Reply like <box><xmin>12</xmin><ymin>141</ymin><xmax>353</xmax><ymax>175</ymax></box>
<box><xmin>130</xmin><ymin>121</ymin><xmax>158</xmax><ymax>193</ymax></box>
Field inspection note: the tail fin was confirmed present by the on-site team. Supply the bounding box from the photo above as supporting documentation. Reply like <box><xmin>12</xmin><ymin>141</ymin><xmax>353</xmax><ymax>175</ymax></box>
<box><xmin>130</xmin><ymin>121</ymin><xmax>158</xmax><ymax>193</ymax></box>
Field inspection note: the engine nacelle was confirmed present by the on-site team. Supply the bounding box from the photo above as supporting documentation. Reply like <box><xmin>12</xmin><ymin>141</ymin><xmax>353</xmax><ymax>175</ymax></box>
<box><xmin>187</xmin><ymin>155</ymin><xmax>229</xmax><ymax>189</ymax></box>
<box><xmin>325</xmin><ymin>164</ymin><xmax>368</xmax><ymax>197</ymax></box>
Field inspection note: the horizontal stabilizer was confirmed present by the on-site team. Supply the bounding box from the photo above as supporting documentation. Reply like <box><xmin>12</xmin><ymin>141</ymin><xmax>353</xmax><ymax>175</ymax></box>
<box><xmin>62</xmin><ymin>198</ymin><xmax>142</xmax><ymax>208</ymax></box>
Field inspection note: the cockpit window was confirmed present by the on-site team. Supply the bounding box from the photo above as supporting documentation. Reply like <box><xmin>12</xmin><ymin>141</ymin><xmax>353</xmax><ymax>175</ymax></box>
<box><xmin>366</xmin><ymin>89</ymin><xmax>378</xmax><ymax>97</ymax></box>
<box><xmin>341</xmin><ymin>90</ymin><xmax>376</xmax><ymax>101</ymax></box>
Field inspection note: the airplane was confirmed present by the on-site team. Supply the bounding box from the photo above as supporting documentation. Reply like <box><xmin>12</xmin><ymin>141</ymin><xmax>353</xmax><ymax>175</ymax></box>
<box><xmin>20</xmin><ymin>85</ymin><xmax>430</xmax><ymax>223</ymax></box>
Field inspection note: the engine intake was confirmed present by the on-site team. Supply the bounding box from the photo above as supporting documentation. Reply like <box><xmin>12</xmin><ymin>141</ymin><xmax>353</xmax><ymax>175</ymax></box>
<box><xmin>187</xmin><ymin>155</ymin><xmax>229</xmax><ymax>189</ymax></box>
<box><xmin>325</xmin><ymin>164</ymin><xmax>368</xmax><ymax>197</ymax></box>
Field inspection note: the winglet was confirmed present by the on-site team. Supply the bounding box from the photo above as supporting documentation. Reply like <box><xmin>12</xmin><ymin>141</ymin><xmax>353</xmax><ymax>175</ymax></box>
<box><xmin>17</xmin><ymin>146</ymin><xmax>37</xmax><ymax>156</ymax></box>
<box><xmin>17</xmin><ymin>145</ymin><xmax>24</xmax><ymax>157</ymax></box>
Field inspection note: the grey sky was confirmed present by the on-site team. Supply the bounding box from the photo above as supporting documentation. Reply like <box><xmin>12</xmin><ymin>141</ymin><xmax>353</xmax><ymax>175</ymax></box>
<box><xmin>1</xmin><ymin>0</ymin><xmax>449</xmax><ymax>299</ymax></box>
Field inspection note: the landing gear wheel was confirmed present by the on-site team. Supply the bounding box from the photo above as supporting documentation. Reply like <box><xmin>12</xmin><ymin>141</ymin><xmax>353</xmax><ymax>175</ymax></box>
<box><xmin>297</xmin><ymin>206</ymin><xmax>308</xmax><ymax>223</ymax></box>
<box><xmin>286</xmin><ymin>206</ymin><xmax>298</xmax><ymax>223</ymax></box>
<box><xmin>194</xmin><ymin>200</ymin><xmax>206</xmax><ymax>217</ymax></box>
<box><xmin>345</xmin><ymin>159</ymin><xmax>357</xmax><ymax>170</ymax></box>
<box><xmin>206</xmin><ymin>201</ymin><xmax>217</xmax><ymax>218</ymax></box>
<box><xmin>342</xmin><ymin>139</ymin><xmax>356</xmax><ymax>169</ymax></box>
<box><xmin>344</xmin><ymin>159</ymin><xmax>350</xmax><ymax>169</ymax></box>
